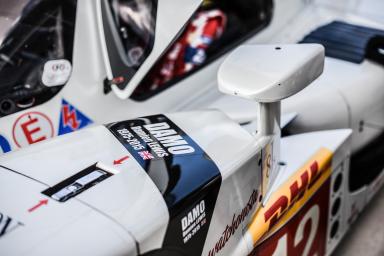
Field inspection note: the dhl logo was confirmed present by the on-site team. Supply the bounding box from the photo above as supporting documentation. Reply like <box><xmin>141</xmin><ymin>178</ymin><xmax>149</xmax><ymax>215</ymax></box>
<box><xmin>247</xmin><ymin>148</ymin><xmax>333</xmax><ymax>245</ymax></box>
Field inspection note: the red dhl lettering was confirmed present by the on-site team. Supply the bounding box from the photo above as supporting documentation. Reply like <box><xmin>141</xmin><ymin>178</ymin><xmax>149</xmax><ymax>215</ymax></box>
<box><xmin>263</xmin><ymin>161</ymin><xmax>321</xmax><ymax>232</ymax></box>
<box><xmin>247</xmin><ymin>148</ymin><xmax>333</xmax><ymax>246</ymax></box>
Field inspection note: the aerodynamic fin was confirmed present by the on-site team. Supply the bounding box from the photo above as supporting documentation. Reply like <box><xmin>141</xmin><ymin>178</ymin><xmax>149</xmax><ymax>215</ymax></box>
<box><xmin>217</xmin><ymin>44</ymin><xmax>325</xmax><ymax>199</ymax></box>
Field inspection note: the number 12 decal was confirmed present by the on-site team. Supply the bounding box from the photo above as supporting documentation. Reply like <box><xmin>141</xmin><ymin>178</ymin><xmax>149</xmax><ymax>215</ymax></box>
<box><xmin>253</xmin><ymin>180</ymin><xmax>330</xmax><ymax>256</ymax></box>
<box><xmin>272</xmin><ymin>205</ymin><xmax>319</xmax><ymax>256</ymax></box>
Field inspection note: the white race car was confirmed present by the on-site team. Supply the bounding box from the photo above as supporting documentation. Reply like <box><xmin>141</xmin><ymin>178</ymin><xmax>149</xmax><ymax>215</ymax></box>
<box><xmin>0</xmin><ymin>0</ymin><xmax>384</xmax><ymax>255</ymax></box>
<box><xmin>0</xmin><ymin>42</ymin><xmax>348</xmax><ymax>255</ymax></box>
<box><xmin>0</xmin><ymin>0</ymin><xmax>382</xmax><ymax>156</ymax></box>
<box><xmin>0</xmin><ymin>41</ymin><xmax>381</xmax><ymax>256</ymax></box>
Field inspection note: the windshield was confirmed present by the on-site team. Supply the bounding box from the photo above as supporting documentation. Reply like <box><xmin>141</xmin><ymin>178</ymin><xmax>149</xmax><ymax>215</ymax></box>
<box><xmin>131</xmin><ymin>0</ymin><xmax>273</xmax><ymax>100</ymax></box>
<box><xmin>0</xmin><ymin>0</ymin><xmax>77</xmax><ymax>117</ymax></box>
<box><xmin>102</xmin><ymin>0</ymin><xmax>156</xmax><ymax>90</ymax></box>
<box><xmin>0</xmin><ymin>1</ymin><xmax>27</xmax><ymax>43</ymax></box>
<box><xmin>110</xmin><ymin>0</ymin><xmax>155</xmax><ymax>67</ymax></box>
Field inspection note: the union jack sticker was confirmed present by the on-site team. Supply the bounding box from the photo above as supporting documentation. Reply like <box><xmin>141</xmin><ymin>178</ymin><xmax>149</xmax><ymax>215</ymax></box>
<box><xmin>138</xmin><ymin>151</ymin><xmax>154</xmax><ymax>160</ymax></box>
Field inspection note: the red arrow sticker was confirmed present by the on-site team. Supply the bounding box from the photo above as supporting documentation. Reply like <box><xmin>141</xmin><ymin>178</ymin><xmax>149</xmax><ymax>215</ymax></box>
<box><xmin>28</xmin><ymin>199</ymin><xmax>48</xmax><ymax>213</ymax></box>
<box><xmin>113</xmin><ymin>156</ymin><xmax>129</xmax><ymax>165</ymax></box>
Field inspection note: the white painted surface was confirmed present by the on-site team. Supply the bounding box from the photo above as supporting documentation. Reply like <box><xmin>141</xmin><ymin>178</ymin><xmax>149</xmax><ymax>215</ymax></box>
<box><xmin>218</xmin><ymin>44</ymin><xmax>324</xmax><ymax>102</ymax></box>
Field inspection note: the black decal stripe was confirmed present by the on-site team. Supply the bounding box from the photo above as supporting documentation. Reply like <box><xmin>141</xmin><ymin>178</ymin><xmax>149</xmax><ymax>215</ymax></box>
<box><xmin>42</xmin><ymin>164</ymin><xmax>113</xmax><ymax>202</ymax></box>
<box><xmin>107</xmin><ymin>115</ymin><xmax>222</xmax><ymax>256</ymax></box>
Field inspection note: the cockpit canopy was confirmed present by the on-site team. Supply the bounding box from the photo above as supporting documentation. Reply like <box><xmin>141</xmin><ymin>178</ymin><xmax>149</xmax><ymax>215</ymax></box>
<box><xmin>0</xmin><ymin>0</ymin><xmax>273</xmax><ymax>117</ymax></box>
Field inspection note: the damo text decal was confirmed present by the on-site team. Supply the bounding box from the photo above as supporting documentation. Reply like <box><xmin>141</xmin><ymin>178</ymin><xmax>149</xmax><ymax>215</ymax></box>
<box><xmin>144</xmin><ymin>122</ymin><xmax>195</xmax><ymax>155</ymax></box>
<box><xmin>108</xmin><ymin>115</ymin><xmax>222</xmax><ymax>256</ymax></box>
<box><xmin>115</xmin><ymin>122</ymin><xmax>195</xmax><ymax>161</ymax></box>
<box><xmin>109</xmin><ymin>116</ymin><xmax>198</xmax><ymax>165</ymax></box>
<box><xmin>182</xmin><ymin>200</ymin><xmax>206</xmax><ymax>244</ymax></box>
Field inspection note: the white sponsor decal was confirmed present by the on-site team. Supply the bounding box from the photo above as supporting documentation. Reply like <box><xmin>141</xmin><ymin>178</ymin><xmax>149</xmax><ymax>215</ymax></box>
<box><xmin>181</xmin><ymin>200</ymin><xmax>206</xmax><ymax>244</ymax></box>
<box><xmin>144</xmin><ymin>122</ymin><xmax>195</xmax><ymax>155</ymax></box>
<box><xmin>116</xmin><ymin>121</ymin><xmax>196</xmax><ymax>159</ymax></box>
<box><xmin>42</xmin><ymin>59</ymin><xmax>72</xmax><ymax>87</ymax></box>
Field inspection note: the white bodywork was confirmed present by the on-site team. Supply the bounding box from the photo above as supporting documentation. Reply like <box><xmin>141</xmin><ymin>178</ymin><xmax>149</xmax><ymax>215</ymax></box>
<box><xmin>0</xmin><ymin>0</ymin><xmax>383</xmax><ymax>155</ymax></box>
<box><xmin>0</xmin><ymin>110</ymin><xmax>352</xmax><ymax>256</ymax></box>
<box><xmin>0</xmin><ymin>1</ymin><xmax>383</xmax><ymax>256</ymax></box>
<box><xmin>0</xmin><ymin>33</ymin><xmax>366</xmax><ymax>256</ymax></box>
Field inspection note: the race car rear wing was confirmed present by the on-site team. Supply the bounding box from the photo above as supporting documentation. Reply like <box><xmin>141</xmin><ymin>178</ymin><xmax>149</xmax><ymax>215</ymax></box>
<box><xmin>218</xmin><ymin>43</ymin><xmax>325</xmax><ymax>199</ymax></box>
<box><xmin>218</xmin><ymin>44</ymin><xmax>324</xmax><ymax>136</ymax></box>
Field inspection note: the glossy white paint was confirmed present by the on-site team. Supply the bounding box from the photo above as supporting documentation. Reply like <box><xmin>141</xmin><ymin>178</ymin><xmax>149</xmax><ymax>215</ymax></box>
<box><xmin>0</xmin><ymin>125</ymin><xmax>170</xmax><ymax>254</ymax></box>
<box><xmin>207</xmin><ymin>0</ymin><xmax>384</xmax><ymax>152</ymax></box>
<box><xmin>0</xmin><ymin>0</ymin><xmax>382</xmax><ymax>156</ymax></box>
<box><xmin>218</xmin><ymin>44</ymin><xmax>324</xmax><ymax>103</ymax></box>
<box><xmin>0</xmin><ymin>167</ymin><xmax>137</xmax><ymax>256</ymax></box>
<box><xmin>0</xmin><ymin>0</ymin><xmax>383</xmax><ymax>255</ymax></box>
<box><xmin>214</xmin><ymin>129</ymin><xmax>352</xmax><ymax>256</ymax></box>
<box><xmin>283</xmin><ymin>57</ymin><xmax>384</xmax><ymax>152</ymax></box>
<box><xmin>217</xmin><ymin>43</ymin><xmax>324</xmax><ymax>143</ymax></box>
<box><xmin>0</xmin><ymin>110</ymin><xmax>264</xmax><ymax>255</ymax></box>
